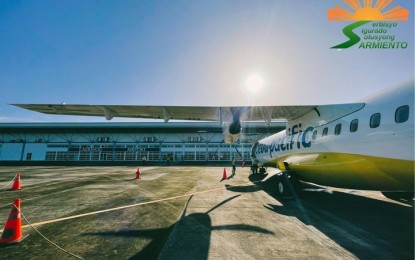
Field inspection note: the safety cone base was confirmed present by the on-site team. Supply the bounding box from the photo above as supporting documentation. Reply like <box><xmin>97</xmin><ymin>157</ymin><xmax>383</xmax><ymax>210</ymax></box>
<box><xmin>0</xmin><ymin>234</ymin><xmax>29</xmax><ymax>247</ymax></box>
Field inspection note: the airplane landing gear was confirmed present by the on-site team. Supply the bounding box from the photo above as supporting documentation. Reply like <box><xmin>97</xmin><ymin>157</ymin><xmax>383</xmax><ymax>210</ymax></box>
<box><xmin>276</xmin><ymin>172</ymin><xmax>302</xmax><ymax>199</ymax></box>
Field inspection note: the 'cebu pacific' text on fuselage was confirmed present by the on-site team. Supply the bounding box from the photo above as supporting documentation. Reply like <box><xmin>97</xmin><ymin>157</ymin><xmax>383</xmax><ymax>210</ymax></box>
<box><xmin>255</xmin><ymin>126</ymin><xmax>314</xmax><ymax>157</ymax></box>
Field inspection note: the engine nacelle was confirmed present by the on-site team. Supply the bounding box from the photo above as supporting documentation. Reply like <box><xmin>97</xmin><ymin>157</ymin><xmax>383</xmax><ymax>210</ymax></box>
<box><xmin>223</xmin><ymin>123</ymin><xmax>241</xmax><ymax>144</ymax></box>
<box><xmin>229</xmin><ymin>120</ymin><xmax>241</xmax><ymax>135</ymax></box>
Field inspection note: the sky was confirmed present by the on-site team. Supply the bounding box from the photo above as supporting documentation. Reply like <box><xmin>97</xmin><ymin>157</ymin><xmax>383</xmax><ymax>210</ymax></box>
<box><xmin>0</xmin><ymin>0</ymin><xmax>414</xmax><ymax>123</ymax></box>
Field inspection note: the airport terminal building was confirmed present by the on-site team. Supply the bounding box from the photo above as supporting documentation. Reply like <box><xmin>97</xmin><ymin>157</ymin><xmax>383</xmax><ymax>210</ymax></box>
<box><xmin>0</xmin><ymin>122</ymin><xmax>284</xmax><ymax>165</ymax></box>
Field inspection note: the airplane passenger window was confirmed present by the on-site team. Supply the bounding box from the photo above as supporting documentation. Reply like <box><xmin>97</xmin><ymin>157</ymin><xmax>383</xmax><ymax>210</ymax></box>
<box><xmin>322</xmin><ymin>127</ymin><xmax>328</xmax><ymax>137</ymax></box>
<box><xmin>370</xmin><ymin>113</ymin><xmax>381</xmax><ymax>128</ymax></box>
<box><xmin>312</xmin><ymin>130</ymin><xmax>318</xmax><ymax>140</ymax></box>
<box><xmin>395</xmin><ymin>105</ymin><xmax>409</xmax><ymax>123</ymax></box>
<box><xmin>335</xmin><ymin>124</ymin><xmax>341</xmax><ymax>135</ymax></box>
<box><xmin>350</xmin><ymin>119</ymin><xmax>358</xmax><ymax>132</ymax></box>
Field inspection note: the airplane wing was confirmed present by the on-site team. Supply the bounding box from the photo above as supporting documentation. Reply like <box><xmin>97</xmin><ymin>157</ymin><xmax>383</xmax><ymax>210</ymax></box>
<box><xmin>12</xmin><ymin>104</ymin><xmax>319</xmax><ymax>122</ymax></box>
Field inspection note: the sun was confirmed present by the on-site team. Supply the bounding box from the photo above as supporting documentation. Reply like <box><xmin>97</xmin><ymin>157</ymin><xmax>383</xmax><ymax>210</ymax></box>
<box><xmin>245</xmin><ymin>74</ymin><xmax>264</xmax><ymax>93</ymax></box>
<box><xmin>328</xmin><ymin>0</ymin><xmax>409</xmax><ymax>21</ymax></box>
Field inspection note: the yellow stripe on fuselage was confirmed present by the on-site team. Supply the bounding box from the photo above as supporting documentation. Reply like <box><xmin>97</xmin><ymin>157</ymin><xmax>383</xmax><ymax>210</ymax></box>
<box><xmin>262</xmin><ymin>153</ymin><xmax>414</xmax><ymax>191</ymax></box>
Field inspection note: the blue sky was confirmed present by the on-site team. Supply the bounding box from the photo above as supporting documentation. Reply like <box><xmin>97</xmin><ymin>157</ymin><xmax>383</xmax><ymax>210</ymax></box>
<box><xmin>0</xmin><ymin>0</ymin><xmax>413</xmax><ymax>122</ymax></box>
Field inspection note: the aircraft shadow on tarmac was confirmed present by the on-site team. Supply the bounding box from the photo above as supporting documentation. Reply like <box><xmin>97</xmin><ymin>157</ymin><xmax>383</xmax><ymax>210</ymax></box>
<box><xmin>83</xmin><ymin>194</ymin><xmax>274</xmax><ymax>260</ymax></box>
<box><xmin>225</xmin><ymin>173</ymin><xmax>414</xmax><ymax>260</ymax></box>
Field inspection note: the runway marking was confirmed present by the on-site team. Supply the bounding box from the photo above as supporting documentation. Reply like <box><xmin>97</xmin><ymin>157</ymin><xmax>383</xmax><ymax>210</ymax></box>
<box><xmin>21</xmin><ymin>183</ymin><xmax>248</xmax><ymax>229</ymax></box>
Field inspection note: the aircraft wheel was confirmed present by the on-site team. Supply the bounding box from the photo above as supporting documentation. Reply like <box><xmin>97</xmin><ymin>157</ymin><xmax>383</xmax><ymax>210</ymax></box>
<box><xmin>276</xmin><ymin>174</ymin><xmax>288</xmax><ymax>198</ymax></box>
<box><xmin>276</xmin><ymin>173</ymin><xmax>303</xmax><ymax>199</ymax></box>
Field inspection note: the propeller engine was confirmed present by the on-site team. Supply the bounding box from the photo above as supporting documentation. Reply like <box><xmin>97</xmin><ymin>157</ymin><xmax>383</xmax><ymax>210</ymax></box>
<box><xmin>222</xmin><ymin>107</ymin><xmax>246</xmax><ymax>144</ymax></box>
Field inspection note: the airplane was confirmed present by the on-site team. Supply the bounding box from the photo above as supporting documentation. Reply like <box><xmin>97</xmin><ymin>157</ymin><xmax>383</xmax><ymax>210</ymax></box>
<box><xmin>13</xmin><ymin>78</ymin><xmax>414</xmax><ymax>200</ymax></box>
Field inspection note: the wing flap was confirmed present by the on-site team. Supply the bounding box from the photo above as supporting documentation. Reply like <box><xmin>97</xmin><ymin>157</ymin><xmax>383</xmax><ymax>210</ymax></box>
<box><xmin>13</xmin><ymin>104</ymin><xmax>223</xmax><ymax>121</ymax></box>
<box><xmin>13</xmin><ymin>103</ymin><xmax>363</xmax><ymax>122</ymax></box>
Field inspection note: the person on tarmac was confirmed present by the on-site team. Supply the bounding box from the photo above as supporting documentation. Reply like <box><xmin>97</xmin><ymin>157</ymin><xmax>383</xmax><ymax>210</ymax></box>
<box><xmin>232</xmin><ymin>157</ymin><xmax>237</xmax><ymax>175</ymax></box>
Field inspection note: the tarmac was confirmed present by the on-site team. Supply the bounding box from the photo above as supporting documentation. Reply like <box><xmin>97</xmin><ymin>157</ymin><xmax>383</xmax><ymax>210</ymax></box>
<box><xmin>0</xmin><ymin>166</ymin><xmax>413</xmax><ymax>259</ymax></box>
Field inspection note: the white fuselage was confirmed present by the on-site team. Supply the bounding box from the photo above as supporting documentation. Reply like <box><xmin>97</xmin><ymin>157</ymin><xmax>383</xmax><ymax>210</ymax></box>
<box><xmin>252</xmin><ymin>79</ymin><xmax>414</xmax><ymax>191</ymax></box>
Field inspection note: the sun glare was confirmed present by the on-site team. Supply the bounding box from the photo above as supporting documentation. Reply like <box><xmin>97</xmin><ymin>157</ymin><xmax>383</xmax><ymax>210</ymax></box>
<box><xmin>245</xmin><ymin>74</ymin><xmax>264</xmax><ymax>93</ymax></box>
<box><xmin>328</xmin><ymin>0</ymin><xmax>409</xmax><ymax>21</ymax></box>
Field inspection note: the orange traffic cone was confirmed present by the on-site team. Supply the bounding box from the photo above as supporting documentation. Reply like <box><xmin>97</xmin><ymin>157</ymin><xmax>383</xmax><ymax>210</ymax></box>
<box><xmin>135</xmin><ymin>168</ymin><xmax>141</xmax><ymax>179</ymax></box>
<box><xmin>11</xmin><ymin>173</ymin><xmax>21</xmax><ymax>191</ymax></box>
<box><xmin>222</xmin><ymin>168</ymin><xmax>227</xmax><ymax>179</ymax></box>
<box><xmin>0</xmin><ymin>198</ymin><xmax>27</xmax><ymax>245</ymax></box>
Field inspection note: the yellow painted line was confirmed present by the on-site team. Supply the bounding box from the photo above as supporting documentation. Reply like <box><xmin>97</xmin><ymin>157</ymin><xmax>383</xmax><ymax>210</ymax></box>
<box><xmin>21</xmin><ymin>184</ymin><xmax>245</xmax><ymax>229</ymax></box>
